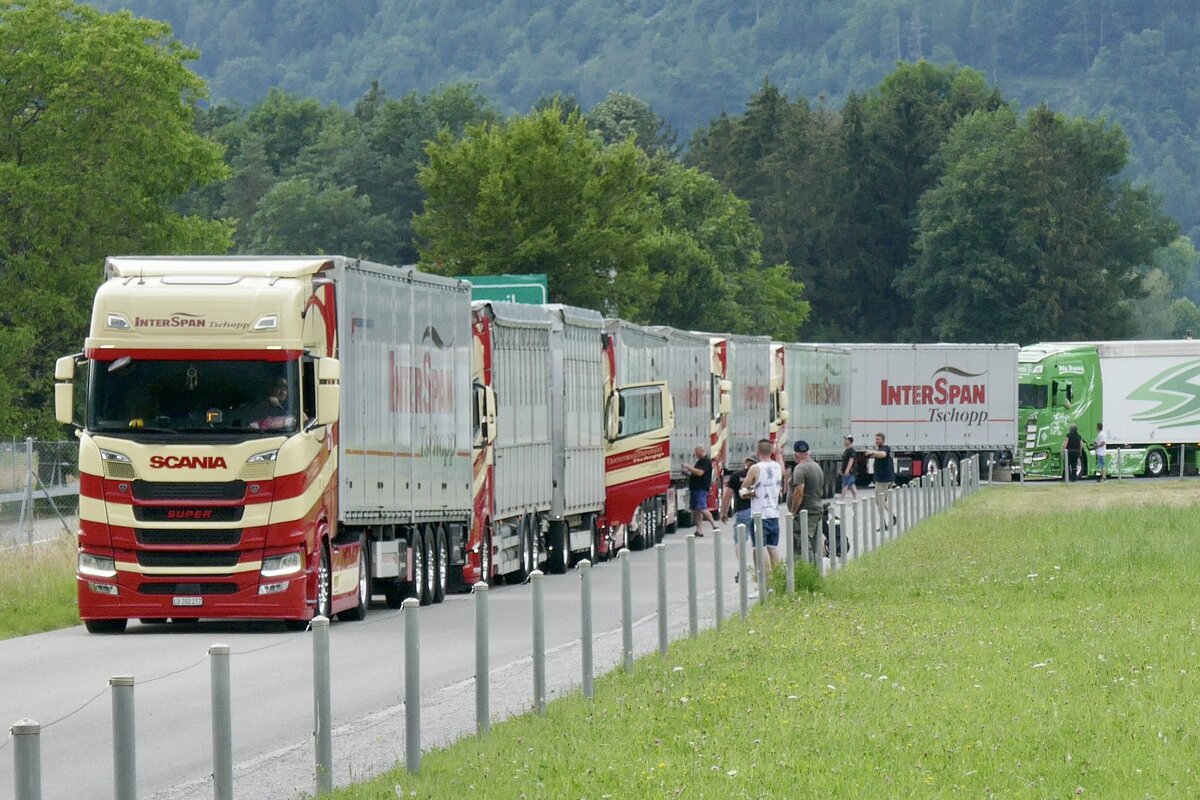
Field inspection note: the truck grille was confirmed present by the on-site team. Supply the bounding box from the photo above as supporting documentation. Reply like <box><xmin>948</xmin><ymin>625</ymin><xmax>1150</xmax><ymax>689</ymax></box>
<box><xmin>137</xmin><ymin>551</ymin><xmax>242</xmax><ymax>569</ymax></box>
<box><xmin>135</xmin><ymin>529</ymin><xmax>242</xmax><ymax>547</ymax></box>
<box><xmin>132</xmin><ymin>481</ymin><xmax>246</xmax><ymax>501</ymax></box>
<box><xmin>138</xmin><ymin>582</ymin><xmax>238</xmax><ymax>595</ymax></box>
<box><xmin>134</xmin><ymin>506</ymin><xmax>243</xmax><ymax>523</ymax></box>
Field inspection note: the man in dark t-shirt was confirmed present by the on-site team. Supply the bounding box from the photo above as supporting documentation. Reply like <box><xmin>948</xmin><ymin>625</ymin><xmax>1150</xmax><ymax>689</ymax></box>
<box><xmin>682</xmin><ymin>445</ymin><xmax>717</xmax><ymax>536</ymax></box>
<box><xmin>721</xmin><ymin>456</ymin><xmax>756</xmax><ymax>535</ymax></box>
<box><xmin>863</xmin><ymin>432</ymin><xmax>895</xmax><ymax>529</ymax></box>
<box><xmin>839</xmin><ymin>435</ymin><xmax>858</xmax><ymax>499</ymax></box>
<box><xmin>1064</xmin><ymin>424</ymin><xmax>1084</xmax><ymax>481</ymax></box>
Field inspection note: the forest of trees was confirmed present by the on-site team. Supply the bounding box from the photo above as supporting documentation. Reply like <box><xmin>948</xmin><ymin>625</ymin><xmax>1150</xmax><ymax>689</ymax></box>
<box><xmin>1</xmin><ymin>0</ymin><xmax>1195</xmax><ymax>435</ymax></box>
<box><xmin>90</xmin><ymin>0</ymin><xmax>1200</xmax><ymax>243</ymax></box>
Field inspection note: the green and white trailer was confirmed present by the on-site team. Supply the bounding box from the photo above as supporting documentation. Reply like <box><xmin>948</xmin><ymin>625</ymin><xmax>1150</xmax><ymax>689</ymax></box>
<box><xmin>1017</xmin><ymin>340</ymin><xmax>1200</xmax><ymax>479</ymax></box>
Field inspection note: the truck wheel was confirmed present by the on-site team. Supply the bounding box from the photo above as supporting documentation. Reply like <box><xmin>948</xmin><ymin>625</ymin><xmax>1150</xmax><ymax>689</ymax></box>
<box><xmin>547</xmin><ymin>521</ymin><xmax>568</xmax><ymax>574</ymax></box>
<box><xmin>420</xmin><ymin>526</ymin><xmax>435</xmax><ymax>606</ymax></box>
<box><xmin>84</xmin><ymin>619</ymin><xmax>127</xmax><ymax>634</ymax></box>
<box><xmin>407</xmin><ymin>529</ymin><xmax>426</xmax><ymax>602</ymax></box>
<box><xmin>1145</xmin><ymin>448</ymin><xmax>1168</xmax><ymax>477</ymax></box>
<box><xmin>923</xmin><ymin>453</ymin><xmax>941</xmax><ymax>479</ymax></box>
<box><xmin>383</xmin><ymin>582</ymin><xmax>404</xmax><ymax>609</ymax></box>
<box><xmin>629</xmin><ymin>504</ymin><xmax>648</xmax><ymax>551</ymax></box>
<box><xmin>481</xmin><ymin>528</ymin><xmax>494</xmax><ymax>585</ymax></box>
<box><xmin>316</xmin><ymin>544</ymin><xmax>333</xmax><ymax>620</ymax></box>
<box><xmin>432</xmin><ymin>526</ymin><xmax>448</xmax><ymax>603</ymax></box>
<box><xmin>338</xmin><ymin>535</ymin><xmax>369</xmax><ymax>622</ymax></box>
<box><xmin>943</xmin><ymin>453</ymin><xmax>960</xmax><ymax>485</ymax></box>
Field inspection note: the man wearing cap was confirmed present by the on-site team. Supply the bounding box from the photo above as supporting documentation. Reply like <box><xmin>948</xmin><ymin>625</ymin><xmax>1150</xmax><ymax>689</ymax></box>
<box><xmin>789</xmin><ymin>440</ymin><xmax>825</xmax><ymax>559</ymax></box>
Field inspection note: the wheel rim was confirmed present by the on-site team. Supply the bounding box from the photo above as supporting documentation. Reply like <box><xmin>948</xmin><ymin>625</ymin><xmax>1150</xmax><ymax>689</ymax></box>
<box><xmin>317</xmin><ymin>547</ymin><xmax>331</xmax><ymax>618</ymax></box>
<box><xmin>1149</xmin><ymin>451</ymin><xmax>1164</xmax><ymax>474</ymax></box>
<box><xmin>423</xmin><ymin>530</ymin><xmax>434</xmax><ymax>595</ymax></box>
<box><xmin>414</xmin><ymin>535</ymin><xmax>426</xmax><ymax>597</ymax></box>
<box><xmin>482</xmin><ymin>531</ymin><xmax>492</xmax><ymax>582</ymax></box>
<box><xmin>437</xmin><ymin>531</ymin><xmax>448</xmax><ymax>591</ymax></box>
<box><xmin>357</xmin><ymin>546</ymin><xmax>368</xmax><ymax>607</ymax></box>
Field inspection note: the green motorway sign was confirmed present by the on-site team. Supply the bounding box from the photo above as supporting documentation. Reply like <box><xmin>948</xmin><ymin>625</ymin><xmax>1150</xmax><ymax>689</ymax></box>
<box><xmin>459</xmin><ymin>274</ymin><xmax>548</xmax><ymax>304</ymax></box>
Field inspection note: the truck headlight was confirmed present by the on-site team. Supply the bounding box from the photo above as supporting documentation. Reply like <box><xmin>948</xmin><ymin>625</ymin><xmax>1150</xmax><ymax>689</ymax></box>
<box><xmin>247</xmin><ymin>449</ymin><xmax>279</xmax><ymax>464</ymax></box>
<box><xmin>99</xmin><ymin>449</ymin><xmax>132</xmax><ymax>464</ymax></box>
<box><xmin>261</xmin><ymin>552</ymin><xmax>303</xmax><ymax>577</ymax></box>
<box><xmin>79</xmin><ymin>552</ymin><xmax>117</xmax><ymax>578</ymax></box>
<box><xmin>1031</xmin><ymin>452</ymin><xmax>1049</xmax><ymax>462</ymax></box>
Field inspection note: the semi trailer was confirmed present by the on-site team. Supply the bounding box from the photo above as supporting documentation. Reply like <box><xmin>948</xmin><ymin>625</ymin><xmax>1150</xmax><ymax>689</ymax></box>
<box><xmin>1017</xmin><ymin>340</ymin><xmax>1200</xmax><ymax>479</ymax></box>
<box><xmin>781</xmin><ymin>344</ymin><xmax>850</xmax><ymax>496</ymax></box>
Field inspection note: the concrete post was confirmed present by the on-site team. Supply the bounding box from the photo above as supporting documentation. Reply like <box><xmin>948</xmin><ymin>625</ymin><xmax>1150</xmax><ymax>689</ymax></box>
<box><xmin>403</xmin><ymin>598</ymin><xmax>421</xmax><ymax>773</ymax></box>
<box><xmin>12</xmin><ymin>719</ymin><xmax>41</xmax><ymax>800</ymax></box>
<box><xmin>209</xmin><ymin>644</ymin><xmax>233</xmax><ymax>800</ymax></box>
<box><xmin>686</xmin><ymin>535</ymin><xmax>698</xmax><ymax>638</ymax></box>
<box><xmin>655</xmin><ymin>545</ymin><xmax>668</xmax><ymax>655</ymax></box>
<box><xmin>619</xmin><ymin>549</ymin><xmax>633</xmax><ymax>671</ymax></box>
<box><xmin>753</xmin><ymin>513</ymin><xmax>767</xmax><ymax>604</ymax></box>
<box><xmin>736</xmin><ymin>523</ymin><xmax>748</xmax><ymax>619</ymax></box>
<box><xmin>531</xmin><ymin>570</ymin><xmax>546</xmax><ymax>715</ymax></box>
<box><xmin>110</xmin><ymin>675</ymin><xmax>136</xmax><ymax>800</ymax></box>
<box><xmin>474</xmin><ymin>582</ymin><xmax>490</xmax><ymax>733</ymax></box>
<box><xmin>784</xmin><ymin>511</ymin><xmax>795</xmax><ymax>594</ymax></box>
<box><xmin>579</xmin><ymin>561</ymin><xmax>593</xmax><ymax>699</ymax></box>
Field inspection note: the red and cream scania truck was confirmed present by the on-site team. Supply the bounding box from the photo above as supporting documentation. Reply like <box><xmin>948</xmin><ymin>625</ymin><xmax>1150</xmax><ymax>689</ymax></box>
<box><xmin>56</xmin><ymin>257</ymin><xmax>671</xmax><ymax>632</ymax></box>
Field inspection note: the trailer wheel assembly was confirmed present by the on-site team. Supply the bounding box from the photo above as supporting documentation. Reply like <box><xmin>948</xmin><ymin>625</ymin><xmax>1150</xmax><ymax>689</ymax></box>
<box><xmin>1145</xmin><ymin>448</ymin><xmax>1168</xmax><ymax>478</ymax></box>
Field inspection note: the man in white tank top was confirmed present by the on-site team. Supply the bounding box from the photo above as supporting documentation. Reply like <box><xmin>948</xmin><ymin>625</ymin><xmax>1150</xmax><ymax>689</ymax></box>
<box><xmin>739</xmin><ymin>438</ymin><xmax>782</xmax><ymax>568</ymax></box>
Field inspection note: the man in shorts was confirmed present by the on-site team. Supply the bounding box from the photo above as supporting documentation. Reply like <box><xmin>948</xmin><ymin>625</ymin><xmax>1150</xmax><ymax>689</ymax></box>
<box><xmin>740</xmin><ymin>438</ymin><xmax>783</xmax><ymax>569</ymax></box>
<box><xmin>682</xmin><ymin>445</ymin><xmax>717</xmax><ymax>537</ymax></box>
<box><xmin>839</xmin><ymin>435</ymin><xmax>858</xmax><ymax>499</ymax></box>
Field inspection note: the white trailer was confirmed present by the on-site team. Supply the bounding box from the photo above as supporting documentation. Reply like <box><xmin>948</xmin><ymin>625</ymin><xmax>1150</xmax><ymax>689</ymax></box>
<box><xmin>545</xmin><ymin>304</ymin><xmax>606</xmax><ymax>571</ymax></box>
<box><xmin>725</xmin><ymin>334</ymin><xmax>776</xmax><ymax>462</ymax></box>
<box><xmin>782</xmin><ymin>343</ymin><xmax>850</xmax><ymax>495</ymax></box>
<box><xmin>844</xmin><ymin>343</ymin><xmax>1018</xmax><ymax>482</ymax></box>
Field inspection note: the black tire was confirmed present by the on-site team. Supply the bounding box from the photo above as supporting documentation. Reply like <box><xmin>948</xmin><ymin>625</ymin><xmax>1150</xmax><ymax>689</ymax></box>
<box><xmin>547</xmin><ymin>521</ymin><xmax>568</xmax><ymax>574</ymax></box>
<box><xmin>923</xmin><ymin>453</ymin><xmax>941</xmax><ymax>479</ymax></box>
<box><xmin>338</xmin><ymin>536</ymin><xmax>369</xmax><ymax>622</ymax></box>
<box><xmin>316</xmin><ymin>543</ymin><xmax>333</xmax><ymax>620</ymax></box>
<box><xmin>406</xmin><ymin>529</ymin><xmax>426</xmax><ymax>602</ymax></box>
<box><xmin>511</xmin><ymin>517</ymin><xmax>534</xmax><ymax>582</ymax></box>
<box><xmin>85</xmin><ymin>618</ymin><xmax>127</xmax><ymax>634</ymax></box>
<box><xmin>1073</xmin><ymin>452</ymin><xmax>1089</xmax><ymax>481</ymax></box>
<box><xmin>943</xmin><ymin>453</ymin><xmax>960</xmax><ymax>485</ymax></box>
<box><xmin>383</xmin><ymin>582</ymin><xmax>404</xmax><ymax>609</ymax></box>
<box><xmin>481</xmin><ymin>527</ymin><xmax>494</xmax><ymax>585</ymax></box>
<box><xmin>432</xmin><ymin>526</ymin><xmax>448</xmax><ymax>603</ymax></box>
<box><xmin>629</xmin><ymin>504</ymin><xmax>649</xmax><ymax>551</ymax></box>
<box><xmin>420</xmin><ymin>527</ymin><xmax>435</xmax><ymax>606</ymax></box>
<box><xmin>1145</xmin><ymin>448</ymin><xmax>1168</xmax><ymax>478</ymax></box>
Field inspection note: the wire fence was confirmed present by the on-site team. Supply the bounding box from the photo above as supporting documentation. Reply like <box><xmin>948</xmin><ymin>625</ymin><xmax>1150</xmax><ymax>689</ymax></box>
<box><xmin>0</xmin><ymin>439</ymin><xmax>79</xmax><ymax>550</ymax></box>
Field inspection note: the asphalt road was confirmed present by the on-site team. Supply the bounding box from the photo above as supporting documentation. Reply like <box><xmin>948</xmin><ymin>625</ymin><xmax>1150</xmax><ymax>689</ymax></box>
<box><xmin>0</xmin><ymin>524</ymin><xmax>759</xmax><ymax>800</ymax></box>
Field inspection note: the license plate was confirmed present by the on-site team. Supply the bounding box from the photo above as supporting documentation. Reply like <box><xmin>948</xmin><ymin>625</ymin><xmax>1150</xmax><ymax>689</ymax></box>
<box><xmin>172</xmin><ymin>596</ymin><xmax>203</xmax><ymax>607</ymax></box>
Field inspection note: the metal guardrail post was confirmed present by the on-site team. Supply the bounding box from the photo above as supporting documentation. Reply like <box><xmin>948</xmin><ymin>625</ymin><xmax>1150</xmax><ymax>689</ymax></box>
<box><xmin>579</xmin><ymin>562</ymin><xmax>594</xmax><ymax>699</ymax></box>
<box><xmin>209</xmin><ymin>644</ymin><xmax>233</xmax><ymax>800</ymax></box>
<box><xmin>736</xmin><ymin>524</ymin><xmax>748</xmax><ymax>619</ymax></box>
<box><xmin>784</xmin><ymin>511</ymin><xmax>795</xmax><ymax>594</ymax></box>
<box><xmin>12</xmin><ymin>718</ymin><xmax>41</xmax><ymax>800</ymax></box>
<box><xmin>111</xmin><ymin>675</ymin><xmax>136</xmax><ymax>800</ymax></box>
<box><xmin>798</xmin><ymin>508</ymin><xmax>810</xmax><ymax>565</ymax></box>
<box><xmin>655</xmin><ymin>545</ymin><xmax>668</xmax><ymax>655</ymax></box>
<box><xmin>712</xmin><ymin>528</ymin><xmax>724</xmax><ymax>628</ymax></box>
<box><xmin>312</xmin><ymin>617</ymin><xmax>332</xmax><ymax>795</ymax></box>
<box><xmin>685</xmin><ymin>535</ymin><xmax>698</xmax><ymax>637</ymax></box>
<box><xmin>403</xmin><ymin>598</ymin><xmax>421</xmax><ymax>773</ymax></box>
<box><xmin>753</xmin><ymin>513</ymin><xmax>767</xmax><ymax>605</ymax></box>
<box><xmin>22</xmin><ymin>437</ymin><xmax>34</xmax><ymax>544</ymax></box>
<box><xmin>619</xmin><ymin>549</ymin><xmax>633</xmax><ymax>672</ymax></box>
<box><xmin>532</xmin><ymin>570</ymin><xmax>546</xmax><ymax>715</ymax></box>
<box><xmin>474</xmin><ymin>582</ymin><xmax>490</xmax><ymax>733</ymax></box>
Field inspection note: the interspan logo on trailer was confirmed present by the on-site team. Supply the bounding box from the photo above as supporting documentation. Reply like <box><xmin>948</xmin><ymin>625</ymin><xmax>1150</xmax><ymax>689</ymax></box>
<box><xmin>879</xmin><ymin>366</ymin><xmax>991</xmax><ymax>426</ymax></box>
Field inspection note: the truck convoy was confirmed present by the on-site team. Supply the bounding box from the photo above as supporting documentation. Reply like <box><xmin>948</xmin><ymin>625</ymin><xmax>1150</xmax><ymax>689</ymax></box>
<box><xmin>843</xmin><ymin>344</ymin><xmax>1019</xmax><ymax>483</ymax></box>
<box><xmin>56</xmin><ymin>257</ymin><xmax>672</xmax><ymax>632</ymax></box>
<box><xmin>1017</xmin><ymin>340</ymin><xmax>1200</xmax><ymax>479</ymax></box>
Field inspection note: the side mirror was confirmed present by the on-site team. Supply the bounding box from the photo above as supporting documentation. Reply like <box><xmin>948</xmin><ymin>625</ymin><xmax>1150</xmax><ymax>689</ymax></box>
<box><xmin>604</xmin><ymin>396</ymin><xmax>620</xmax><ymax>441</ymax></box>
<box><xmin>55</xmin><ymin>355</ymin><xmax>80</xmax><ymax>425</ymax></box>
<box><xmin>316</xmin><ymin>357</ymin><xmax>341</xmax><ymax>426</ymax></box>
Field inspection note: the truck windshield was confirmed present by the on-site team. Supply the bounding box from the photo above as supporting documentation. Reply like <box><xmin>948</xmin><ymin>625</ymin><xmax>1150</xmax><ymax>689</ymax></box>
<box><xmin>88</xmin><ymin>358</ymin><xmax>301</xmax><ymax>436</ymax></box>
<box><xmin>1018</xmin><ymin>383</ymin><xmax>1048</xmax><ymax>410</ymax></box>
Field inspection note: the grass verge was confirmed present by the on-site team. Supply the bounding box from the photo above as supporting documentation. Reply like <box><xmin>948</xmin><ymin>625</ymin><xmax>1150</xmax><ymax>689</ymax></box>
<box><xmin>334</xmin><ymin>481</ymin><xmax>1200</xmax><ymax>798</ymax></box>
<box><xmin>0</xmin><ymin>536</ymin><xmax>78</xmax><ymax>638</ymax></box>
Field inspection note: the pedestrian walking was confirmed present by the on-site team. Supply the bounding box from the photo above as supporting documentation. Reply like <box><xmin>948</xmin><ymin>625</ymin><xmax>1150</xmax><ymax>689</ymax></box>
<box><xmin>1093</xmin><ymin>422</ymin><xmax>1107</xmax><ymax>481</ymax></box>
<box><xmin>682</xmin><ymin>445</ymin><xmax>717</xmax><ymax>536</ymax></box>
<box><xmin>1064</xmin><ymin>424</ymin><xmax>1084</xmax><ymax>481</ymax></box>
<box><xmin>862</xmin><ymin>432</ymin><xmax>895</xmax><ymax>529</ymax></box>
<box><xmin>839</xmin><ymin>435</ymin><xmax>858</xmax><ymax>499</ymax></box>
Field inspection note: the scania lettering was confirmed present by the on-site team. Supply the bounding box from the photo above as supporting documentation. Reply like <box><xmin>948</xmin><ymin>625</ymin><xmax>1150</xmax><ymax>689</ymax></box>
<box><xmin>1017</xmin><ymin>340</ymin><xmax>1200</xmax><ymax>479</ymax></box>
